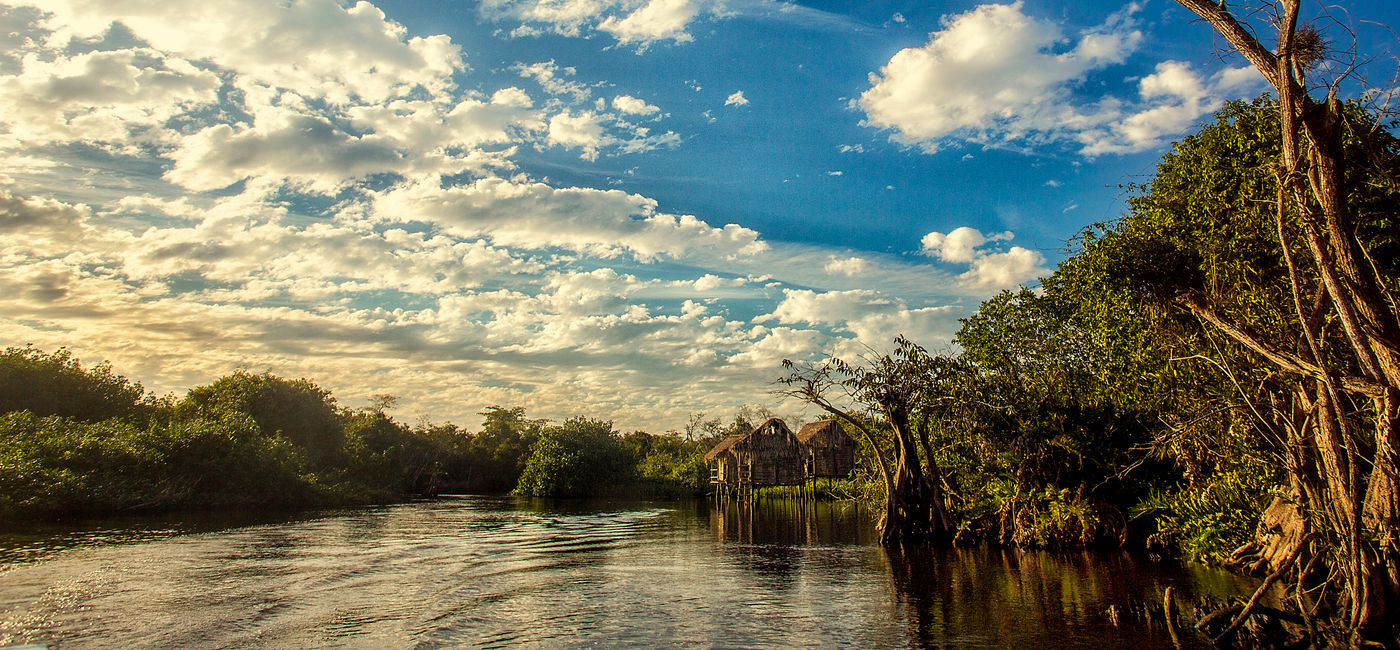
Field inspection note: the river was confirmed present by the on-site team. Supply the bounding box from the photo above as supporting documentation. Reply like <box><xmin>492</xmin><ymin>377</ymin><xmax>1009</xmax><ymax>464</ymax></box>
<box><xmin>0</xmin><ymin>496</ymin><xmax>1256</xmax><ymax>648</ymax></box>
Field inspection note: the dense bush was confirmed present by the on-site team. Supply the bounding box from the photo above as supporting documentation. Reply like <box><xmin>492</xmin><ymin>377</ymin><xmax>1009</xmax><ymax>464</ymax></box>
<box><xmin>513</xmin><ymin>417</ymin><xmax>635</xmax><ymax>498</ymax></box>
<box><xmin>0</xmin><ymin>346</ymin><xmax>155</xmax><ymax>423</ymax></box>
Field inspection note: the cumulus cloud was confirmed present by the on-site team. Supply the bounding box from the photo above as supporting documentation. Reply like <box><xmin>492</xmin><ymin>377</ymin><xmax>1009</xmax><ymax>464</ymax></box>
<box><xmin>543</xmin><ymin>109</ymin><xmax>681</xmax><ymax>160</ymax></box>
<box><xmin>515</xmin><ymin>60</ymin><xmax>590</xmax><ymax>101</ymax></box>
<box><xmin>165</xmin><ymin>108</ymin><xmax>406</xmax><ymax>192</ymax></box>
<box><xmin>858</xmin><ymin>2</ymin><xmax>1259</xmax><ymax>155</ymax></box>
<box><xmin>374</xmin><ymin>176</ymin><xmax>767</xmax><ymax>260</ymax></box>
<box><xmin>612</xmin><ymin>94</ymin><xmax>661</xmax><ymax>115</ymax></box>
<box><xmin>0</xmin><ymin>48</ymin><xmax>219</xmax><ymax>149</ymax></box>
<box><xmin>823</xmin><ymin>256</ymin><xmax>869</xmax><ymax>276</ymax></box>
<box><xmin>548</xmin><ymin>110</ymin><xmax>609</xmax><ymax>160</ymax></box>
<box><xmin>921</xmin><ymin>226</ymin><xmax>1045</xmax><ymax>289</ymax></box>
<box><xmin>859</xmin><ymin>2</ymin><xmax>1137</xmax><ymax>151</ymax></box>
<box><xmin>483</xmin><ymin>0</ymin><xmax>705</xmax><ymax>49</ymax></box>
<box><xmin>0</xmin><ymin>0</ymin><xmax>987</xmax><ymax>434</ymax></box>
<box><xmin>758</xmin><ymin>288</ymin><xmax>957</xmax><ymax>349</ymax></box>
<box><xmin>599</xmin><ymin>0</ymin><xmax>699</xmax><ymax>46</ymax></box>
<box><xmin>1076</xmin><ymin>61</ymin><xmax>1256</xmax><ymax>155</ymax></box>
<box><xmin>725</xmin><ymin>90</ymin><xmax>749</xmax><ymax>106</ymax></box>
<box><xmin>0</xmin><ymin>190</ymin><xmax>88</xmax><ymax>234</ymax></box>
<box><xmin>38</xmin><ymin>0</ymin><xmax>463</xmax><ymax>104</ymax></box>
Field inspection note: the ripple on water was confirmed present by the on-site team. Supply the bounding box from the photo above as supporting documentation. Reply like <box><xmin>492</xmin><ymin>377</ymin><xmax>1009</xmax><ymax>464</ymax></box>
<box><xmin>1</xmin><ymin>498</ymin><xmax>1253</xmax><ymax>648</ymax></box>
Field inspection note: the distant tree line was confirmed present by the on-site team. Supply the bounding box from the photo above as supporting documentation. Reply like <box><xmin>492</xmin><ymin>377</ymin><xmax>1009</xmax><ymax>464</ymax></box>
<box><xmin>0</xmin><ymin>345</ymin><xmax>769</xmax><ymax>519</ymax></box>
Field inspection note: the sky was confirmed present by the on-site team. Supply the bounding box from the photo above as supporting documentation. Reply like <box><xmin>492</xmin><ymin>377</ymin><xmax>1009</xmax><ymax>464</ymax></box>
<box><xmin>2</xmin><ymin>0</ymin><xmax>1397</xmax><ymax>433</ymax></box>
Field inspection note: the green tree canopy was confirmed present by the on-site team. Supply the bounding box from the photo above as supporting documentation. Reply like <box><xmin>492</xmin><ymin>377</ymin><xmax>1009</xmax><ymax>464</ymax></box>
<box><xmin>513</xmin><ymin>417</ymin><xmax>633</xmax><ymax>498</ymax></box>
<box><xmin>0</xmin><ymin>346</ymin><xmax>154</xmax><ymax>423</ymax></box>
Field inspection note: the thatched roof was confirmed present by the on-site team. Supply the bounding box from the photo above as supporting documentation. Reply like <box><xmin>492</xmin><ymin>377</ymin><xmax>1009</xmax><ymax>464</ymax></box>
<box><xmin>704</xmin><ymin>418</ymin><xmax>799</xmax><ymax>461</ymax></box>
<box><xmin>704</xmin><ymin>434</ymin><xmax>745</xmax><ymax>461</ymax></box>
<box><xmin>795</xmin><ymin>419</ymin><xmax>842</xmax><ymax>444</ymax></box>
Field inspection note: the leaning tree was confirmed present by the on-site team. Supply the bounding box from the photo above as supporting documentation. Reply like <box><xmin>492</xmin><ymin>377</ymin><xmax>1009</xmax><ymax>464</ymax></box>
<box><xmin>781</xmin><ymin>337</ymin><xmax>956</xmax><ymax>544</ymax></box>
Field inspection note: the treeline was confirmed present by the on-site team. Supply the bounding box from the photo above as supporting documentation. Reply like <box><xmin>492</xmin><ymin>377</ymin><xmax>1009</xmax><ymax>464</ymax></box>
<box><xmin>785</xmin><ymin>93</ymin><xmax>1400</xmax><ymax>643</ymax></box>
<box><xmin>0</xmin><ymin>345</ymin><xmax>764</xmax><ymax>520</ymax></box>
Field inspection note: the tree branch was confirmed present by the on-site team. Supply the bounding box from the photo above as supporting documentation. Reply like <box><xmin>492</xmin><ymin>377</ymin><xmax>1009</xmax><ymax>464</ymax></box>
<box><xmin>1177</xmin><ymin>291</ymin><xmax>1387</xmax><ymax>397</ymax></box>
<box><xmin>1171</xmin><ymin>0</ymin><xmax>1283</xmax><ymax>89</ymax></box>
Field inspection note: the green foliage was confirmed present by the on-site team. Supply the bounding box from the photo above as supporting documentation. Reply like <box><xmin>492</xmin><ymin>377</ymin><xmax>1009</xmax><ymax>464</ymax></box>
<box><xmin>0</xmin><ymin>350</ymin><xmax>491</xmax><ymax>520</ymax></box>
<box><xmin>0</xmin><ymin>409</ymin><xmax>318</xmax><ymax>518</ymax></box>
<box><xmin>1134</xmin><ymin>463</ymin><xmax>1280</xmax><ymax>565</ymax></box>
<box><xmin>0</xmin><ymin>346</ymin><xmax>155</xmax><ymax>423</ymax></box>
<box><xmin>634</xmin><ymin>433</ymin><xmax>709</xmax><ymax>497</ymax></box>
<box><xmin>178</xmin><ymin>371</ymin><xmax>346</xmax><ymax>469</ymax></box>
<box><xmin>462</xmin><ymin>406</ymin><xmax>546</xmax><ymax>492</ymax></box>
<box><xmin>513</xmin><ymin>417</ymin><xmax>634</xmax><ymax>497</ymax></box>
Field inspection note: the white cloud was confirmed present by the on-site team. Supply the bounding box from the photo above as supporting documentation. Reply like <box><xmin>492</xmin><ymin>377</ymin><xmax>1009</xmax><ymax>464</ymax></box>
<box><xmin>483</xmin><ymin>0</ymin><xmax>704</xmax><ymax>49</ymax></box>
<box><xmin>857</xmin><ymin>2</ymin><xmax>1255</xmax><ymax>156</ymax></box>
<box><xmin>921</xmin><ymin>226</ymin><xmax>1044</xmax><ymax>289</ymax></box>
<box><xmin>921</xmin><ymin>226</ymin><xmax>985</xmax><ymax>263</ymax></box>
<box><xmin>725</xmin><ymin>90</ymin><xmax>749</xmax><ymax>106</ymax></box>
<box><xmin>0</xmin><ymin>48</ymin><xmax>219</xmax><ymax>149</ymax></box>
<box><xmin>859</xmin><ymin>2</ymin><xmax>1140</xmax><ymax>152</ymax></box>
<box><xmin>0</xmin><ymin>0</ymin><xmax>1014</xmax><ymax>434</ymax></box>
<box><xmin>823</xmin><ymin>256</ymin><xmax>868</xmax><ymax>276</ymax></box>
<box><xmin>544</xmin><ymin>109</ymin><xmax>681</xmax><ymax>160</ymax></box>
<box><xmin>37</xmin><ymin>0</ymin><xmax>463</xmax><ymax>105</ymax></box>
<box><xmin>728</xmin><ymin>326</ymin><xmax>823</xmax><ymax>369</ymax></box>
<box><xmin>165</xmin><ymin>107</ymin><xmax>405</xmax><ymax>192</ymax></box>
<box><xmin>0</xmin><ymin>190</ymin><xmax>88</xmax><ymax>235</ymax></box>
<box><xmin>374</xmin><ymin>176</ymin><xmax>767</xmax><ymax>260</ymax></box>
<box><xmin>1076</xmin><ymin>61</ymin><xmax>1254</xmax><ymax>155</ymax></box>
<box><xmin>612</xmin><ymin>94</ymin><xmax>661</xmax><ymax>115</ymax></box>
<box><xmin>515</xmin><ymin>60</ymin><xmax>590</xmax><ymax>101</ymax></box>
<box><xmin>961</xmin><ymin>246</ymin><xmax>1044</xmax><ymax>289</ymax></box>
<box><xmin>598</xmin><ymin>0</ymin><xmax>699</xmax><ymax>47</ymax></box>
<box><xmin>758</xmin><ymin>288</ymin><xmax>957</xmax><ymax>349</ymax></box>
<box><xmin>548</xmin><ymin>110</ymin><xmax>609</xmax><ymax>160</ymax></box>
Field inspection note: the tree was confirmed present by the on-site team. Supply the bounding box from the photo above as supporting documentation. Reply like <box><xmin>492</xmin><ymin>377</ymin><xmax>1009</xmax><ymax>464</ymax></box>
<box><xmin>513</xmin><ymin>417</ymin><xmax>633</xmax><ymax>497</ymax></box>
<box><xmin>177</xmin><ymin>371</ymin><xmax>347</xmax><ymax>469</ymax></box>
<box><xmin>954</xmin><ymin>288</ymin><xmax>1162</xmax><ymax>547</ymax></box>
<box><xmin>1157</xmin><ymin>1</ymin><xmax>1400</xmax><ymax>639</ymax></box>
<box><xmin>464</xmin><ymin>406</ymin><xmax>546</xmax><ymax>492</ymax></box>
<box><xmin>783</xmin><ymin>337</ymin><xmax>955</xmax><ymax>544</ymax></box>
<box><xmin>0</xmin><ymin>345</ymin><xmax>155</xmax><ymax>423</ymax></box>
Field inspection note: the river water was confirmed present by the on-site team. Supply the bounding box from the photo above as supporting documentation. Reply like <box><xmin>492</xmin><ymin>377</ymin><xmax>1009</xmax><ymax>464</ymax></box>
<box><xmin>0</xmin><ymin>496</ymin><xmax>1255</xmax><ymax>648</ymax></box>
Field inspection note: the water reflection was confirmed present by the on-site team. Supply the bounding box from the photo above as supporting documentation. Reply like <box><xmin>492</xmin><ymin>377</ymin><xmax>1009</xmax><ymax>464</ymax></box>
<box><xmin>709</xmin><ymin>498</ymin><xmax>875</xmax><ymax>546</ymax></box>
<box><xmin>882</xmin><ymin>544</ymin><xmax>1227</xmax><ymax>648</ymax></box>
<box><xmin>0</xmin><ymin>497</ymin><xmax>1250</xmax><ymax>648</ymax></box>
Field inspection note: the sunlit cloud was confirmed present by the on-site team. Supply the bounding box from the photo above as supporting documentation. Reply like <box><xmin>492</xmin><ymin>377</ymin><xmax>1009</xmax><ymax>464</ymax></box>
<box><xmin>921</xmin><ymin>226</ymin><xmax>1045</xmax><ymax>289</ymax></box>
<box><xmin>858</xmin><ymin>2</ymin><xmax>1260</xmax><ymax>155</ymax></box>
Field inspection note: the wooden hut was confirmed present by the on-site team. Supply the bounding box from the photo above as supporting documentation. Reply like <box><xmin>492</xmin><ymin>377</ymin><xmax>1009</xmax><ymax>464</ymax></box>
<box><xmin>796</xmin><ymin>419</ymin><xmax>856</xmax><ymax>479</ymax></box>
<box><xmin>705</xmin><ymin>418</ymin><xmax>807</xmax><ymax>498</ymax></box>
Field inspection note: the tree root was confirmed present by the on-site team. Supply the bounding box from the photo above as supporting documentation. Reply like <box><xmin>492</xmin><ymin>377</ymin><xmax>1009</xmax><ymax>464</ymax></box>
<box><xmin>1198</xmin><ymin>531</ymin><xmax>1319</xmax><ymax>645</ymax></box>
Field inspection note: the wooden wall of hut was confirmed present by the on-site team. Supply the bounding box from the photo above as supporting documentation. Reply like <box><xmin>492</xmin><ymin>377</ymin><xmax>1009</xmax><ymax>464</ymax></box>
<box><xmin>705</xmin><ymin>434</ymin><xmax>745</xmax><ymax>484</ymax></box>
<box><xmin>796</xmin><ymin>419</ymin><xmax>856</xmax><ymax>479</ymax></box>
<box><xmin>705</xmin><ymin>418</ymin><xmax>808</xmax><ymax>489</ymax></box>
<box><xmin>733</xmin><ymin>418</ymin><xmax>807</xmax><ymax>486</ymax></box>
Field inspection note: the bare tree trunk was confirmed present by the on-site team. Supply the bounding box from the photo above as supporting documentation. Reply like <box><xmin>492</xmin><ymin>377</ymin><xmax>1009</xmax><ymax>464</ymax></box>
<box><xmin>884</xmin><ymin>405</ymin><xmax>954</xmax><ymax>543</ymax></box>
<box><xmin>1168</xmin><ymin>0</ymin><xmax>1400</xmax><ymax>638</ymax></box>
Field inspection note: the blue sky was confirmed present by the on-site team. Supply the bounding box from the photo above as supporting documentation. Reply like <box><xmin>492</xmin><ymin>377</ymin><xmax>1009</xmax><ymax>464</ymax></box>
<box><xmin>2</xmin><ymin>0</ymin><xmax>1396</xmax><ymax>431</ymax></box>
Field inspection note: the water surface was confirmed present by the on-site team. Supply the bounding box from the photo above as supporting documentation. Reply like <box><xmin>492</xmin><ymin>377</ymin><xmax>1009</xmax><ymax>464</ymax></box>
<box><xmin>0</xmin><ymin>497</ymin><xmax>1253</xmax><ymax>647</ymax></box>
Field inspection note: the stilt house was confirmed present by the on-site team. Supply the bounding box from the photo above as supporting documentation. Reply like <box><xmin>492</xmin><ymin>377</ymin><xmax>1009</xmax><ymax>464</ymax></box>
<box><xmin>796</xmin><ymin>419</ymin><xmax>857</xmax><ymax>479</ymax></box>
<box><xmin>705</xmin><ymin>418</ymin><xmax>807</xmax><ymax>495</ymax></box>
